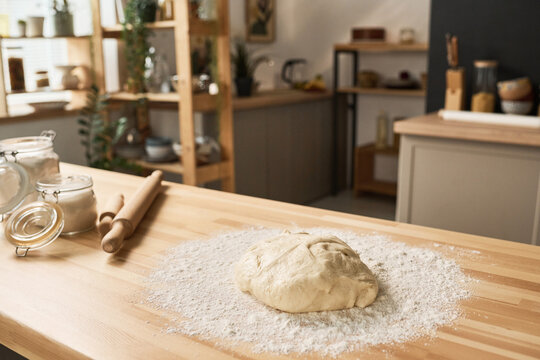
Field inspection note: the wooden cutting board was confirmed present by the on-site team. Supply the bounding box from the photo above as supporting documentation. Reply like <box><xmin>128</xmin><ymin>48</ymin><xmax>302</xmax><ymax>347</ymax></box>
<box><xmin>0</xmin><ymin>163</ymin><xmax>539</xmax><ymax>360</ymax></box>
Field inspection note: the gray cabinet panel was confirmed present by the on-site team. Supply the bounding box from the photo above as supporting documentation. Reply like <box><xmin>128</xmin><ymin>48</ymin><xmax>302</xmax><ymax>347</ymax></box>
<box><xmin>233</xmin><ymin>99</ymin><xmax>332</xmax><ymax>204</ymax></box>
<box><xmin>397</xmin><ymin>136</ymin><xmax>540</xmax><ymax>244</ymax></box>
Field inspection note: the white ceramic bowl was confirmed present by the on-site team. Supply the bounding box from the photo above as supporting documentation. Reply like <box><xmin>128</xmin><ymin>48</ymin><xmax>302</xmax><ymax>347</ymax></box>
<box><xmin>501</xmin><ymin>100</ymin><xmax>533</xmax><ymax>115</ymax></box>
<box><xmin>172</xmin><ymin>142</ymin><xmax>182</xmax><ymax>157</ymax></box>
<box><xmin>145</xmin><ymin>145</ymin><xmax>172</xmax><ymax>159</ymax></box>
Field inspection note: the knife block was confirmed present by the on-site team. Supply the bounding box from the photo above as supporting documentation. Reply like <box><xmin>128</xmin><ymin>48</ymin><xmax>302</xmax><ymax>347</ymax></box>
<box><xmin>445</xmin><ymin>68</ymin><xmax>465</xmax><ymax>110</ymax></box>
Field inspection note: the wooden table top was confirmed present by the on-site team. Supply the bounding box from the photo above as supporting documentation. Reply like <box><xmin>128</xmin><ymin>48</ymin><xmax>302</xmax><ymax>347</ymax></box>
<box><xmin>1</xmin><ymin>163</ymin><xmax>540</xmax><ymax>360</ymax></box>
<box><xmin>394</xmin><ymin>113</ymin><xmax>540</xmax><ymax>147</ymax></box>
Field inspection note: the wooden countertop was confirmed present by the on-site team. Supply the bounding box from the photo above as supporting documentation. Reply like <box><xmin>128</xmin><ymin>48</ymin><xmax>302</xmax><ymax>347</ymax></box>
<box><xmin>394</xmin><ymin>113</ymin><xmax>540</xmax><ymax>147</ymax></box>
<box><xmin>0</xmin><ymin>90</ymin><xmax>331</xmax><ymax>123</ymax></box>
<box><xmin>233</xmin><ymin>89</ymin><xmax>331</xmax><ymax>111</ymax></box>
<box><xmin>1</xmin><ymin>163</ymin><xmax>540</xmax><ymax>359</ymax></box>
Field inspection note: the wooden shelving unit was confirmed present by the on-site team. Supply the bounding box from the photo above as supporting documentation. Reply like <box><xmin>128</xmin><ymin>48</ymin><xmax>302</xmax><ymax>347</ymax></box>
<box><xmin>91</xmin><ymin>0</ymin><xmax>235</xmax><ymax>191</ymax></box>
<box><xmin>353</xmin><ymin>143</ymin><xmax>398</xmax><ymax>197</ymax></box>
<box><xmin>0</xmin><ymin>35</ymin><xmax>92</xmax><ymax>117</ymax></box>
<box><xmin>332</xmin><ymin>41</ymin><xmax>428</xmax><ymax>195</ymax></box>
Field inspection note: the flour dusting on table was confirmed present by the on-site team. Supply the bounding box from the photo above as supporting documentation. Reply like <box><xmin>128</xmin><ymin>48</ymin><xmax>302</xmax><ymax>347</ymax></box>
<box><xmin>145</xmin><ymin>228</ymin><xmax>472</xmax><ymax>356</ymax></box>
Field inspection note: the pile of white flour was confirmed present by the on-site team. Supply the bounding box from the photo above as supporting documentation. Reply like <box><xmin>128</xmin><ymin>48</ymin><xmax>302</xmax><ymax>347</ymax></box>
<box><xmin>145</xmin><ymin>228</ymin><xmax>472</xmax><ymax>356</ymax></box>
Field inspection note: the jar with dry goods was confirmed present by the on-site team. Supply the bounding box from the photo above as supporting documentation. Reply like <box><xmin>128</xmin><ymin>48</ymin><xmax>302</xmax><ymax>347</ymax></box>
<box><xmin>471</xmin><ymin>60</ymin><xmax>497</xmax><ymax>113</ymax></box>
<box><xmin>36</xmin><ymin>174</ymin><xmax>97</xmax><ymax>235</ymax></box>
<box><xmin>0</xmin><ymin>130</ymin><xmax>60</xmax><ymax>189</ymax></box>
<box><xmin>5</xmin><ymin>46</ymin><xmax>26</xmax><ymax>92</ymax></box>
<box><xmin>35</xmin><ymin>70</ymin><xmax>50</xmax><ymax>89</ymax></box>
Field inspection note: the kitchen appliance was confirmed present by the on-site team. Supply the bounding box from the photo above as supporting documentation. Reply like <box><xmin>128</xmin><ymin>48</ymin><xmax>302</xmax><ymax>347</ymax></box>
<box><xmin>281</xmin><ymin>58</ymin><xmax>307</xmax><ymax>89</ymax></box>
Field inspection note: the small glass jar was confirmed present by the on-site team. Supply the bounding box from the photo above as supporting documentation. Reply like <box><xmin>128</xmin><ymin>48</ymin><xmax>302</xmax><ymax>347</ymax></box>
<box><xmin>35</xmin><ymin>70</ymin><xmax>50</xmax><ymax>89</ymax></box>
<box><xmin>36</xmin><ymin>174</ymin><xmax>97</xmax><ymax>235</ymax></box>
<box><xmin>399</xmin><ymin>28</ymin><xmax>415</xmax><ymax>44</ymax></box>
<box><xmin>5</xmin><ymin>46</ymin><xmax>26</xmax><ymax>92</ymax></box>
<box><xmin>0</xmin><ymin>130</ymin><xmax>60</xmax><ymax>189</ymax></box>
<box><xmin>471</xmin><ymin>60</ymin><xmax>497</xmax><ymax>113</ymax></box>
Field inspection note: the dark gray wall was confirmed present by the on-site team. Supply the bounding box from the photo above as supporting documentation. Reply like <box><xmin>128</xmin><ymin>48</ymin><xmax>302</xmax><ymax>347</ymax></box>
<box><xmin>427</xmin><ymin>0</ymin><xmax>540</xmax><ymax>112</ymax></box>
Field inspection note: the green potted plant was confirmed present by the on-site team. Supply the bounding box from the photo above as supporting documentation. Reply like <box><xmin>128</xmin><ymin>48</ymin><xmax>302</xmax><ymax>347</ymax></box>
<box><xmin>78</xmin><ymin>85</ymin><xmax>141</xmax><ymax>172</ymax></box>
<box><xmin>52</xmin><ymin>0</ymin><xmax>74</xmax><ymax>37</ymax></box>
<box><xmin>231</xmin><ymin>40</ymin><xmax>269</xmax><ymax>97</ymax></box>
<box><xmin>17</xmin><ymin>20</ymin><xmax>26</xmax><ymax>37</ymax></box>
<box><xmin>123</xmin><ymin>0</ymin><xmax>153</xmax><ymax>93</ymax></box>
<box><xmin>127</xmin><ymin>0</ymin><xmax>158</xmax><ymax>23</ymax></box>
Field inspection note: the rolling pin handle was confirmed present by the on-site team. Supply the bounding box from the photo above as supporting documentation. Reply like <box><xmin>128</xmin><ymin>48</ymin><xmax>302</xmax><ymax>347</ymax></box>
<box><xmin>101</xmin><ymin>219</ymin><xmax>132</xmax><ymax>253</ymax></box>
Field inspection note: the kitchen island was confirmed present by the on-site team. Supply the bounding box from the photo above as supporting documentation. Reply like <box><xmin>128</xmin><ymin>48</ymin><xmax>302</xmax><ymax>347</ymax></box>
<box><xmin>394</xmin><ymin>113</ymin><xmax>540</xmax><ymax>245</ymax></box>
<box><xmin>1</xmin><ymin>163</ymin><xmax>539</xmax><ymax>359</ymax></box>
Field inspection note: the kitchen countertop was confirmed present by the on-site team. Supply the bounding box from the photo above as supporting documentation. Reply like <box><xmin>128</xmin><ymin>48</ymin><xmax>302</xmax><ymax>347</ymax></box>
<box><xmin>394</xmin><ymin>113</ymin><xmax>540</xmax><ymax>147</ymax></box>
<box><xmin>1</xmin><ymin>163</ymin><xmax>539</xmax><ymax>359</ymax></box>
<box><xmin>0</xmin><ymin>90</ymin><xmax>332</xmax><ymax>123</ymax></box>
<box><xmin>232</xmin><ymin>89</ymin><xmax>331</xmax><ymax>111</ymax></box>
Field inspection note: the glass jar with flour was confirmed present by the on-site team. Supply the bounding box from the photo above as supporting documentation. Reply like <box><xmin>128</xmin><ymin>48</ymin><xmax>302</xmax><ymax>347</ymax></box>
<box><xmin>2</xmin><ymin>174</ymin><xmax>98</xmax><ymax>256</ymax></box>
<box><xmin>0</xmin><ymin>130</ymin><xmax>60</xmax><ymax>189</ymax></box>
<box><xmin>0</xmin><ymin>130</ymin><xmax>60</xmax><ymax>217</ymax></box>
<box><xmin>36</xmin><ymin>174</ymin><xmax>97</xmax><ymax>235</ymax></box>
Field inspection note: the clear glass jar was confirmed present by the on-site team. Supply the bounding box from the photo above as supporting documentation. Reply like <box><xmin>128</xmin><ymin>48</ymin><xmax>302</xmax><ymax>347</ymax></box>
<box><xmin>471</xmin><ymin>60</ymin><xmax>497</xmax><ymax>113</ymax></box>
<box><xmin>5</xmin><ymin>46</ymin><xmax>26</xmax><ymax>92</ymax></box>
<box><xmin>36</xmin><ymin>174</ymin><xmax>97</xmax><ymax>235</ymax></box>
<box><xmin>0</xmin><ymin>130</ymin><xmax>60</xmax><ymax>189</ymax></box>
<box><xmin>35</xmin><ymin>70</ymin><xmax>50</xmax><ymax>90</ymax></box>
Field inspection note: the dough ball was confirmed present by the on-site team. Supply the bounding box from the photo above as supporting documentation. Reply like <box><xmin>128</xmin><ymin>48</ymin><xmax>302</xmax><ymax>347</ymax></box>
<box><xmin>234</xmin><ymin>232</ymin><xmax>378</xmax><ymax>313</ymax></box>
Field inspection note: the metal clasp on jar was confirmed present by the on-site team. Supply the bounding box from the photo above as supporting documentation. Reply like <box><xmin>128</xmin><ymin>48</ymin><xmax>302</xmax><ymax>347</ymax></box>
<box><xmin>39</xmin><ymin>190</ymin><xmax>61</xmax><ymax>204</ymax></box>
<box><xmin>0</xmin><ymin>150</ymin><xmax>19</xmax><ymax>163</ymax></box>
<box><xmin>40</xmin><ymin>130</ymin><xmax>57</xmax><ymax>141</ymax></box>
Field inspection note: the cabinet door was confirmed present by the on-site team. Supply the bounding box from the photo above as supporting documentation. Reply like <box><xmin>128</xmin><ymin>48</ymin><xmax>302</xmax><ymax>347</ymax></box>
<box><xmin>397</xmin><ymin>136</ymin><xmax>540</xmax><ymax>244</ymax></box>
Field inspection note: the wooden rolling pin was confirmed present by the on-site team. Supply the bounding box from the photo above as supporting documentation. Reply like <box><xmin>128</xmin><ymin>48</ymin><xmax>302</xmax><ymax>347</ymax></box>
<box><xmin>101</xmin><ymin>171</ymin><xmax>163</xmax><ymax>253</ymax></box>
<box><xmin>97</xmin><ymin>193</ymin><xmax>124</xmax><ymax>238</ymax></box>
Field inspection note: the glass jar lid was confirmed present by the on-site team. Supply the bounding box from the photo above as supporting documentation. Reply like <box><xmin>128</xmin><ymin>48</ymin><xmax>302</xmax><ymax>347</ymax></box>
<box><xmin>36</xmin><ymin>174</ymin><xmax>93</xmax><ymax>194</ymax></box>
<box><xmin>0</xmin><ymin>161</ymin><xmax>30</xmax><ymax>217</ymax></box>
<box><xmin>0</xmin><ymin>130</ymin><xmax>56</xmax><ymax>155</ymax></box>
<box><xmin>4</xmin><ymin>201</ymin><xmax>64</xmax><ymax>257</ymax></box>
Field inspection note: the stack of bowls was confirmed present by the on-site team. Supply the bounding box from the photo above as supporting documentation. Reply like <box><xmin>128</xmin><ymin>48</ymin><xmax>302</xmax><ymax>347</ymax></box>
<box><xmin>497</xmin><ymin>77</ymin><xmax>533</xmax><ymax>115</ymax></box>
<box><xmin>145</xmin><ymin>137</ymin><xmax>175</xmax><ymax>162</ymax></box>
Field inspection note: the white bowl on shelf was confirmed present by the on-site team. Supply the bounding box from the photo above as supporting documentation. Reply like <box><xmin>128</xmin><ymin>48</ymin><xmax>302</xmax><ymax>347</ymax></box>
<box><xmin>172</xmin><ymin>142</ymin><xmax>182</xmax><ymax>157</ymax></box>
<box><xmin>501</xmin><ymin>100</ymin><xmax>533</xmax><ymax>115</ymax></box>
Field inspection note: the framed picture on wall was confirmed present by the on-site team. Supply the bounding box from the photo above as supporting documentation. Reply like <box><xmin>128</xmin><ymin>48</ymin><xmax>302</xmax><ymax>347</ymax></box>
<box><xmin>245</xmin><ymin>0</ymin><xmax>275</xmax><ymax>43</ymax></box>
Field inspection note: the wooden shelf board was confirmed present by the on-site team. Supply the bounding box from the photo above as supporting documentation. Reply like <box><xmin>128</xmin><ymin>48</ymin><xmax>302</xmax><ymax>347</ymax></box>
<box><xmin>108</xmin><ymin>92</ymin><xmax>216</xmax><ymax>111</ymax></box>
<box><xmin>102</xmin><ymin>19</ymin><xmax>218</xmax><ymax>38</ymax></box>
<box><xmin>334</xmin><ymin>42</ymin><xmax>428</xmax><ymax>52</ymax></box>
<box><xmin>134</xmin><ymin>159</ymin><xmax>232</xmax><ymax>184</ymax></box>
<box><xmin>134</xmin><ymin>159</ymin><xmax>184</xmax><ymax>174</ymax></box>
<box><xmin>7</xmin><ymin>88</ymin><xmax>89</xmax><ymax>95</ymax></box>
<box><xmin>0</xmin><ymin>35</ymin><xmax>90</xmax><ymax>40</ymax></box>
<box><xmin>337</xmin><ymin>87</ymin><xmax>426</xmax><ymax>97</ymax></box>
<box><xmin>355</xmin><ymin>180</ymin><xmax>397</xmax><ymax>196</ymax></box>
<box><xmin>357</xmin><ymin>143</ymin><xmax>399</xmax><ymax>156</ymax></box>
<box><xmin>109</xmin><ymin>92</ymin><xmax>178</xmax><ymax>102</ymax></box>
<box><xmin>0</xmin><ymin>107</ymin><xmax>81</xmax><ymax>124</ymax></box>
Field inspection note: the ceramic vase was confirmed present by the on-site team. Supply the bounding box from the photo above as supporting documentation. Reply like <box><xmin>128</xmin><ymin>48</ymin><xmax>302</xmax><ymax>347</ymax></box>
<box><xmin>55</xmin><ymin>65</ymin><xmax>79</xmax><ymax>90</ymax></box>
<box><xmin>17</xmin><ymin>22</ymin><xmax>26</xmax><ymax>37</ymax></box>
<box><xmin>235</xmin><ymin>77</ymin><xmax>253</xmax><ymax>97</ymax></box>
<box><xmin>53</xmin><ymin>13</ymin><xmax>74</xmax><ymax>37</ymax></box>
<box><xmin>26</xmin><ymin>17</ymin><xmax>44</xmax><ymax>37</ymax></box>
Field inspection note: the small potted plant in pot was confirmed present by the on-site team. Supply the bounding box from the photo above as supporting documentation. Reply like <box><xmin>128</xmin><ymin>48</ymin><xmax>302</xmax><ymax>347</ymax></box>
<box><xmin>52</xmin><ymin>0</ymin><xmax>74</xmax><ymax>37</ymax></box>
<box><xmin>17</xmin><ymin>20</ymin><xmax>26</xmax><ymax>37</ymax></box>
<box><xmin>127</xmin><ymin>0</ymin><xmax>158</xmax><ymax>23</ymax></box>
<box><xmin>231</xmin><ymin>40</ymin><xmax>269</xmax><ymax>97</ymax></box>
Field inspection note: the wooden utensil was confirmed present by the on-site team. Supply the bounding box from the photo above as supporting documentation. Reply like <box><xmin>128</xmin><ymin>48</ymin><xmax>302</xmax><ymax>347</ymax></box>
<box><xmin>101</xmin><ymin>171</ymin><xmax>163</xmax><ymax>253</ymax></box>
<box><xmin>97</xmin><ymin>193</ymin><xmax>124</xmax><ymax>238</ymax></box>
<box><xmin>445</xmin><ymin>34</ymin><xmax>465</xmax><ymax>110</ymax></box>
